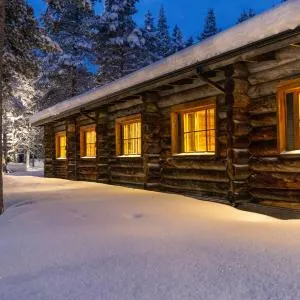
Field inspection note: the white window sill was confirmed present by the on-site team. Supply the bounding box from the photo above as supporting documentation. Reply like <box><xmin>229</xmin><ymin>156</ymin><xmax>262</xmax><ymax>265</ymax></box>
<box><xmin>81</xmin><ymin>156</ymin><xmax>96</xmax><ymax>159</ymax></box>
<box><xmin>173</xmin><ymin>152</ymin><xmax>215</xmax><ymax>157</ymax></box>
<box><xmin>56</xmin><ymin>157</ymin><xmax>66</xmax><ymax>160</ymax></box>
<box><xmin>280</xmin><ymin>150</ymin><xmax>300</xmax><ymax>155</ymax></box>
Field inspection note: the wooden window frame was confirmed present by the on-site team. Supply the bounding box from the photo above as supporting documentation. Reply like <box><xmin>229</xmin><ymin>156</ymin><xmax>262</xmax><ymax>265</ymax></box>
<box><xmin>277</xmin><ymin>79</ymin><xmax>300</xmax><ymax>153</ymax></box>
<box><xmin>80</xmin><ymin>125</ymin><xmax>97</xmax><ymax>158</ymax></box>
<box><xmin>55</xmin><ymin>131</ymin><xmax>67</xmax><ymax>159</ymax></box>
<box><xmin>115</xmin><ymin>114</ymin><xmax>142</xmax><ymax>157</ymax></box>
<box><xmin>171</xmin><ymin>98</ymin><xmax>216</xmax><ymax>156</ymax></box>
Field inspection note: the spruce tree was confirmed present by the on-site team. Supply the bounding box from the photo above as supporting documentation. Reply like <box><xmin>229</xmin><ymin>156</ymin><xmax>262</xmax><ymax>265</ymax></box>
<box><xmin>39</xmin><ymin>0</ymin><xmax>96</xmax><ymax>108</ymax></box>
<box><xmin>157</xmin><ymin>5</ymin><xmax>171</xmax><ymax>58</ymax></box>
<box><xmin>198</xmin><ymin>9</ymin><xmax>220</xmax><ymax>41</ymax></box>
<box><xmin>170</xmin><ymin>25</ymin><xmax>185</xmax><ymax>54</ymax></box>
<box><xmin>185</xmin><ymin>36</ymin><xmax>195</xmax><ymax>47</ymax></box>
<box><xmin>143</xmin><ymin>10</ymin><xmax>160</xmax><ymax>64</ymax></box>
<box><xmin>94</xmin><ymin>0</ymin><xmax>146</xmax><ymax>85</ymax></box>
<box><xmin>4</xmin><ymin>0</ymin><xmax>55</xmax><ymax>159</ymax></box>
<box><xmin>237</xmin><ymin>9</ymin><xmax>256</xmax><ymax>24</ymax></box>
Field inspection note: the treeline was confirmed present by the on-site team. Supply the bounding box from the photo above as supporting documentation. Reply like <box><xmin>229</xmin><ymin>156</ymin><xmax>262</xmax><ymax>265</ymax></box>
<box><xmin>3</xmin><ymin>0</ymin><xmax>257</xmax><ymax>163</ymax></box>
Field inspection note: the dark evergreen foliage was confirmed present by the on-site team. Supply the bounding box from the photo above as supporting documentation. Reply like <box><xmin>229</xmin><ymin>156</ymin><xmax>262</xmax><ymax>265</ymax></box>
<box><xmin>237</xmin><ymin>9</ymin><xmax>256</xmax><ymax>24</ymax></box>
<box><xmin>198</xmin><ymin>9</ymin><xmax>220</xmax><ymax>41</ymax></box>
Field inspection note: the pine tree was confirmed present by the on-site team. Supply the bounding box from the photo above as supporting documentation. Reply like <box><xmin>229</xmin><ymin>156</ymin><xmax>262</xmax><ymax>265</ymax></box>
<box><xmin>4</xmin><ymin>0</ymin><xmax>55</xmax><ymax>101</ymax></box>
<box><xmin>143</xmin><ymin>10</ymin><xmax>160</xmax><ymax>64</ymax></box>
<box><xmin>39</xmin><ymin>0</ymin><xmax>96</xmax><ymax>109</ymax></box>
<box><xmin>198</xmin><ymin>9</ymin><xmax>220</xmax><ymax>41</ymax></box>
<box><xmin>170</xmin><ymin>25</ymin><xmax>185</xmax><ymax>54</ymax></box>
<box><xmin>185</xmin><ymin>36</ymin><xmax>195</xmax><ymax>47</ymax></box>
<box><xmin>94</xmin><ymin>0</ymin><xmax>146</xmax><ymax>85</ymax></box>
<box><xmin>237</xmin><ymin>9</ymin><xmax>256</xmax><ymax>24</ymax></box>
<box><xmin>4</xmin><ymin>0</ymin><xmax>55</xmax><ymax>160</ymax></box>
<box><xmin>157</xmin><ymin>5</ymin><xmax>171</xmax><ymax>58</ymax></box>
<box><xmin>6</xmin><ymin>75</ymin><xmax>43</xmax><ymax>167</ymax></box>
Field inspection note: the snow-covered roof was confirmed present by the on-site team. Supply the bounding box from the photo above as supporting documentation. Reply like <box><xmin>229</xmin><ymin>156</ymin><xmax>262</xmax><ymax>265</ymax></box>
<box><xmin>31</xmin><ymin>0</ymin><xmax>300</xmax><ymax>126</ymax></box>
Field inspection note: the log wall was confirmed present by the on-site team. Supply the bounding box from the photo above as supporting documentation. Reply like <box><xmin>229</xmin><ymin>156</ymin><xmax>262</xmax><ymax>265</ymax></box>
<box><xmin>43</xmin><ymin>45</ymin><xmax>300</xmax><ymax>211</ymax></box>
<box><xmin>247</xmin><ymin>46</ymin><xmax>300</xmax><ymax>209</ymax></box>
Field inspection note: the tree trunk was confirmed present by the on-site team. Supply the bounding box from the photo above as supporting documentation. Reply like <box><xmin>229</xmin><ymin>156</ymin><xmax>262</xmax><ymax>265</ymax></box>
<box><xmin>31</xmin><ymin>152</ymin><xmax>35</xmax><ymax>167</ymax></box>
<box><xmin>0</xmin><ymin>0</ymin><xmax>4</xmax><ymax>214</ymax></box>
<box><xmin>26</xmin><ymin>150</ymin><xmax>30</xmax><ymax>170</ymax></box>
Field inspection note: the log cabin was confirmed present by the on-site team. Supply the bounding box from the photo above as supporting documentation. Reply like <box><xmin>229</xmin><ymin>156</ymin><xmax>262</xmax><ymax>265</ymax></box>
<box><xmin>31</xmin><ymin>1</ymin><xmax>300</xmax><ymax>218</ymax></box>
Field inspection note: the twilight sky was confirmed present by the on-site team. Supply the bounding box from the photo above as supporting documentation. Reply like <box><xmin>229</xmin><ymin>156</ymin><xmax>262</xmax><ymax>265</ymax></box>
<box><xmin>29</xmin><ymin>0</ymin><xmax>282</xmax><ymax>39</ymax></box>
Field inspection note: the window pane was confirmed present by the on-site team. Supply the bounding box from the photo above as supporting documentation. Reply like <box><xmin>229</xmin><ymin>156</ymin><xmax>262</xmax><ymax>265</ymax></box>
<box><xmin>286</xmin><ymin>93</ymin><xmax>295</xmax><ymax>151</ymax></box>
<box><xmin>182</xmin><ymin>106</ymin><xmax>215</xmax><ymax>153</ymax></box>
<box><xmin>194</xmin><ymin>131</ymin><xmax>206</xmax><ymax>152</ymax></box>
<box><xmin>60</xmin><ymin>135</ymin><xmax>66</xmax><ymax>158</ymax></box>
<box><xmin>207</xmin><ymin>108</ymin><xmax>215</xmax><ymax>130</ymax></box>
<box><xmin>84</xmin><ymin>129</ymin><xmax>96</xmax><ymax>157</ymax></box>
<box><xmin>184</xmin><ymin>132</ymin><xmax>193</xmax><ymax>152</ymax></box>
<box><xmin>207</xmin><ymin>130</ymin><xmax>215</xmax><ymax>152</ymax></box>
<box><xmin>194</xmin><ymin>110</ymin><xmax>206</xmax><ymax>131</ymax></box>
<box><xmin>122</xmin><ymin>120</ymin><xmax>141</xmax><ymax>155</ymax></box>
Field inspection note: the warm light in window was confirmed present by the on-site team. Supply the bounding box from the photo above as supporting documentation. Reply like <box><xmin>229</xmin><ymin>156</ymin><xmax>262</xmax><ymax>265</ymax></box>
<box><xmin>85</xmin><ymin>130</ymin><xmax>96</xmax><ymax>157</ymax></box>
<box><xmin>56</xmin><ymin>133</ymin><xmax>66</xmax><ymax>159</ymax></box>
<box><xmin>123</xmin><ymin>121</ymin><xmax>141</xmax><ymax>155</ymax></box>
<box><xmin>183</xmin><ymin>107</ymin><xmax>215</xmax><ymax>153</ymax></box>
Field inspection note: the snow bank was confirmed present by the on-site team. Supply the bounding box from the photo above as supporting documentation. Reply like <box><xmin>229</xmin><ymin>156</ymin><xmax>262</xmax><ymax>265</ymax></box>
<box><xmin>31</xmin><ymin>0</ymin><xmax>300</xmax><ymax>126</ymax></box>
<box><xmin>1</xmin><ymin>174</ymin><xmax>300</xmax><ymax>299</ymax></box>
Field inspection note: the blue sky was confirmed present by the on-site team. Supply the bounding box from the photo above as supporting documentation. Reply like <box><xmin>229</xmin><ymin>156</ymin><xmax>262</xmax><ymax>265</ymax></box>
<box><xmin>29</xmin><ymin>0</ymin><xmax>282</xmax><ymax>39</ymax></box>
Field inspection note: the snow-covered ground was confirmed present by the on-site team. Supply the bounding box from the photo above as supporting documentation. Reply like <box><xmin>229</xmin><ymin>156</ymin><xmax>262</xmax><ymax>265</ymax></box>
<box><xmin>0</xmin><ymin>171</ymin><xmax>300</xmax><ymax>300</ymax></box>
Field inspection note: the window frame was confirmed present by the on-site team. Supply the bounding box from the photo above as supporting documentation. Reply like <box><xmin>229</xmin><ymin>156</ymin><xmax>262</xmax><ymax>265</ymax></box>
<box><xmin>277</xmin><ymin>79</ymin><xmax>300</xmax><ymax>154</ymax></box>
<box><xmin>55</xmin><ymin>131</ymin><xmax>67</xmax><ymax>160</ymax></box>
<box><xmin>115</xmin><ymin>114</ymin><xmax>142</xmax><ymax>157</ymax></box>
<box><xmin>80</xmin><ymin>125</ymin><xmax>97</xmax><ymax>158</ymax></box>
<box><xmin>171</xmin><ymin>98</ymin><xmax>217</xmax><ymax>156</ymax></box>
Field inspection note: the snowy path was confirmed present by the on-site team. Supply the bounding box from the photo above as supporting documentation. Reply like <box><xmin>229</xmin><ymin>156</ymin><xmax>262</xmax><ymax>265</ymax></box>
<box><xmin>0</xmin><ymin>174</ymin><xmax>300</xmax><ymax>300</ymax></box>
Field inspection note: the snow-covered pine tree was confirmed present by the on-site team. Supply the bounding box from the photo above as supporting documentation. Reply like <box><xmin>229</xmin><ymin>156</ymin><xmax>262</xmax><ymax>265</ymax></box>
<box><xmin>185</xmin><ymin>36</ymin><xmax>195</xmax><ymax>47</ymax></box>
<box><xmin>170</xmin><ymin>25</ymin><xmax>185</xmax><ymax>55</ymax></box>
<box><xmin>95</xmin><ymin>0</ymin><xmax>146</xmax><ymax>85</ymax></box>
<box><xmin>6</xmin><ymin>75</ymin><xmax>43</xmax><ymax>167</ymax></box>
<box><xmin>39</xmin><ymin>0</ymin><xmax>97</xmax><ymax>109</ymax></box>
<box><xmin>143</xmin><ymin>10</ymin><xmax>160</xmax><ymax>65</ymax></box>
<box><xmin>4</xmin><ymin>0</ymin><xmax>56</xmax><ymax>160</ymax></box>
<box><xmin>198</xmin><ymin>9</ymin><xmax>220</xmax><ymax>41</ymax></box>
<box><xmin>4</xmin><ymin>0</ymin><xmax>56</xmax><ymax>102</ymax></box>
<box><xmin>237</xmin><ymin>9</ymin><xmax>256</xmax><ymax>24</ymax></box>
<box><xmin>157</xmin><ymin>5</ymin><xmax>171</xmax><ymax>58</ymax></box>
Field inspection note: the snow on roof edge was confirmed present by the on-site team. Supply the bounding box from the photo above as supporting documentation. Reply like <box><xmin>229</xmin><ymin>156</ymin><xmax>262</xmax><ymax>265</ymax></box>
<box><xmin>31</xmin><ymin>0</ymin><xmax>300</xmax><ymax>126</ymax></box>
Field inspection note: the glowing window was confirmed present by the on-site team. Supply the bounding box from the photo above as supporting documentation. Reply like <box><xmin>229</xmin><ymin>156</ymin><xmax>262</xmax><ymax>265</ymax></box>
<box><xmin>171</xmin><ymin>99</ymin><xmax>216</xmax><ymax>155</ymax></box>
<box><xmin>80</xmin><ymin>127</ymin><xmax>96</xmax><ymax>157</ymax></box>
<box><xmin>278</xmin><ymin>82</ymin><xmax>300</xmax><ymax>152</ymax></box>
<box><xmin>55</xmin><ymin>132</ymin><xmax>66</xmax><ymax>159</ymax></box>
<box><xmin>116</xmin><ymin>115</ymin><xmax>141</xmax><ymax>156</ymax></box>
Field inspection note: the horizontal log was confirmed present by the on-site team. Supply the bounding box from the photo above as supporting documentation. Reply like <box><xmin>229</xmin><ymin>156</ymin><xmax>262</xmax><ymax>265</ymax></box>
<box><xmin>111</xmin><ymin>172</ymin><xmax>145</xmax><ymax>179</ymax></box>
<box><xmin>108</xmin><ymin>98</ymin><xmax>143</xmax><ymax>112</ymax></box>
<box><xmin>248</xmin><ymin>95</ymin><xmax>277</xmax><ymax>116</ymax></box>
<box><xmin>158</xmin><ymin>75</ymin><xmax>225</xmax><ymax>98</ymax></box>
<box><xmin>163</xmin><ymin>174</ymin><xmax>228</xmax><ymax>183</ymax></box>
<box><xmin>250</xmin><ymin>172</ymin><xmax>300</xmax><ymax>189</ymax></box>
<box><xmin>247</xmin><ymin>46</ymin><xmax>300</xmax><ymax>74</ymax></box>
<box><xmin>163</xmin><ymin>159</ymin><xmax>226</xmax><ymax>171</ymax></box>
<box><xmin>248</xmin><ymin>60</ymin><xmax>300</xmax><ymax>85</ymax></box>
<box><xmin>161</xmin><ymin>180</ymin><xmax>228</xmax><ymax>195</ymax></box>
<box><xmin>250</xmin><ymin>140</ymin><xmax>278</xmax><ymax>157</ymax></box>
<box><xmin>249</xmin><ymin>126</ymin><xmax>277</xmax><ymax>142</ymax></box>
<box><xmin>250</xmin><ymin>159</ymin><xmax>300</xmax><ymax>173</ymax></box>
<box><xmin>251</xmin><ymin>188</ymin><xmax>300</xmax><ymax>202</ymax></box>
<box><xmin>250</xmin><ymin>113</ymin><xmax>277</xmax><ymax>128</ymax></box>
<box><xmin>158</xmin><ymin>85</ymin><xmax>221</xmax><ymax>109</ymax></box>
